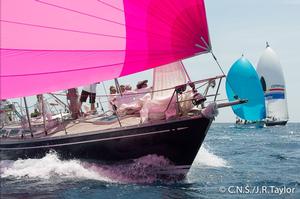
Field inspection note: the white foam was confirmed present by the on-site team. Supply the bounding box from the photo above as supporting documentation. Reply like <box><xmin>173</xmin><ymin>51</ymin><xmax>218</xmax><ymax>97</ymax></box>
<box><xmin>193</xmin><ymin>146</ymin><xmax>229</xmax><ymax>168</ymax></box>
<box><xmin>0</xmin><ymin>153</ymin><xmax>176</xmax><ymax>183</ymax></box>
<box><xmin>0</xmin><ymin>147</ymin><xmax>228</xmax><ymax>183</ymax></box>
<box><xmin>0</xmin><ymin>152</ymin><xmax>112</xmax><ymax>182</ymax></box>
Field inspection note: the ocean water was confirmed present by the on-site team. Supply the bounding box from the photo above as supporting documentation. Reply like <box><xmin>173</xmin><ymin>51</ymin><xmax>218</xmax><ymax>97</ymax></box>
<box><xmin>1</xmin><ymin>123</ymin><xmax>299</xmax><ymax>199</ymax></box>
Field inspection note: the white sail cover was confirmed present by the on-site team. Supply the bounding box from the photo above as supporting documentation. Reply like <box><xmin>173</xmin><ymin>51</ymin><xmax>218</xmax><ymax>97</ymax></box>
<box><xmin>256</xmin><ymin>45</ymin><xmax>289</xmax><ymax>122</ymax></box>
<box><xmin>140</xmin><ymin>61</ymin><xmax>190</xmax><ymax>122</ymax></box>
<box><xmin>153</xmin><ymin>61</ymin><xmax>188</xmax><ymax>99</ymax></box>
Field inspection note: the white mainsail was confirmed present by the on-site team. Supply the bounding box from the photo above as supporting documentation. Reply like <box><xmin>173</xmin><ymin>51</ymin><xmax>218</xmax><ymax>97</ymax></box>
<box><xmin>256</xmin><ymin>43</ymin><xmax>289</xmax><ymax>123</ymax></box>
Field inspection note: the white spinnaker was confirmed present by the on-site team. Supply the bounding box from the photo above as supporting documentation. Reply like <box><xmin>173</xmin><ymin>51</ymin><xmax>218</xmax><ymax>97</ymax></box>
<box><xmin>256</xmin><ymin>45</ymin><xmax>289</xmax><ymax>121</ymax></box>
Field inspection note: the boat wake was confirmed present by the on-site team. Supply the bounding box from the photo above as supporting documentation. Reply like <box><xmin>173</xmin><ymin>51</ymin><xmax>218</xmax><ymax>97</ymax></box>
<box><xmin>193</xmin><ymin>146</ymin><xmax>229</xmax><ymax>168</ymax></box>
<box><xmin>0</xmin><ymin>146</ymin><xmax>228</xmax><ymax>184</ymax></box>
<box><xmin>0</xmin><ymin>152</ymin><xmax>112</xmax><ymax>182</ymax></box>
<box><xmin>87</xmin><ymin>154</ymin><xmax>181</xmax><ymax>183</ymax></box>
<box><xmin>0</xmin><ymin>152</ymin><xmax>180</xmax><ymax>183</ymax></box>
<box><xmin>186</xmin><ymin>146</ymin><xmax>229</xmax><ymax>183</ymax></box>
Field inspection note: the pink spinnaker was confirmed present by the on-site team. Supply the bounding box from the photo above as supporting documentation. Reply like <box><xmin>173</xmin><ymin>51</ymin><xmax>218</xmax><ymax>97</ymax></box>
<box><xmin>0</xmin><ymin>0</ymin><xmax>210</xmax><ymax>99</ymax></box>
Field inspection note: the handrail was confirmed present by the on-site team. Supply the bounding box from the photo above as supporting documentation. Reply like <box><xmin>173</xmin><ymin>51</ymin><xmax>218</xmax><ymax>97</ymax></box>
<box><xmin>49</xmin><ymin>74</ymin><xmax>225</xmax><ymax>98</ymax></box>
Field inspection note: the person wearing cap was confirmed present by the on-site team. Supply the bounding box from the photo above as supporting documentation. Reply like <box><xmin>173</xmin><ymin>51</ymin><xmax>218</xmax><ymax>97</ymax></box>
<box><xmin>125</xmin><ymin>85</ymin><xmax>132</xmax><ymax>91</ymax></box>
<box><xmin>120</xmin><ymin>84</ymin><xmax>136</xmax><ymax>105</ymax></box>
<box><xmin>135</xmin><ymin>80</ymin><xmax>152</xmax><ymax>99</ymax></box>
<box><xmin>119</xmin><ymin>85</ymin><xmax>126</xmax><ymax>94</ymax></box>
<box><xmin>136</xmin><ymin>80</ymin><xmax>149</xmax><ymax>90</ymax></box>
<box><xmin>115</xmin><ymin>84</ymin><xmax>136</xmax><ymax>108</ymax></box>
<box><xmin>109</xmin><ymin>86</ymin><xmax>117</xmax><ymax>94</ymax></box>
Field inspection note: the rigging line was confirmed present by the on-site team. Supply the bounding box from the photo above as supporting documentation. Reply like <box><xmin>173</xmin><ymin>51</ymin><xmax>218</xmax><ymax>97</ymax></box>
<box><xmin>211</xmin><ymin>51</ymin><xmax>226</xmax><ymax>76</ymax></box>
<box><xmin>197</xmin><ymin>37</ymin><xmax>239</xmax><ymax>98</ymax></box>
<box><xmin>181</xmin><ymin>61</ymin><xmax>192</xmax><ymax>82</ymax></box>
<box><xmin>36</xmin><ymin>0</ymin><xmax>189</xmax><ymax>43</ymax></box>
<box><xmin>2</xmin><ymin>51</ymin><xmax>201</xmax><ymax>68</ymax></box>
<box><xmin>1</xmin><ymin>20</ymin><xmax>199</xmax><ymax>47</ymax></box>
<box><xmin>1</xmin><ymin>20</ymin><xmax>125</xmax><ymax>39</ymax></box>
<box><xmin>198</xmin><ymin>36</ymin><xmax>225</xmax><ymax>75</ymax></box>
<box><xmin>1</xmin><ymin>48</ymin><xmax>127</xmax><ymax>52</ymax></box>
<box><xmin>196</xmin><ymin>82</ymin><xmax>209</xmax><ymax>90</ymax></box>
<box><xmin>137</xmin><ymin>1</ymin><xmax>202</xmax><ymax>42</ymax></box>
<box><xmin>21</xmin><ymin>95</ymin><xmax>54</xmax><ymax>109</ymax></box>
<box><xmin>2</xmin><ymin>48</ymin><xmax>209</xmax><ymax>78</ymax></box>
<box><xmin>163</xmin><ymin>1</ymin><xmax>207</xmax><ymax>40</ymax></box>
<box><xmin>97</xmin><ymin>0</ymin><xmax>176</xmax><ymax>32</ymax></box>
<box><xmin>36</xmin><ymin>0</ymin><xmax>124</xmax><ymax>26</ymax></box>
<box><xmin>101</xmin><ymin>82</ymin><xmax>110</xmax><ymax>107</ymax></box>
<box><xmin>119</xmin><ymin>52</ymin><xmax>209</xmax><ymax>75</ymax></box>
<box><xmin>195</xmin><ymin>44</ymin><xmax>208</xmax><ymax>51</ymax></box>
<box><xmin>210</xmin><ymin>51</ymin><xmax>239</xmax><ymax>97</ymax></box>
<box><xmin>97</xmin><ymin>0</ymin><xmax>200</xmax><ymax>43</ymax></box>
<box><xmin>142</xmin><ymin>2</ymin><xmax>180</xmax><ymax>29</ymax></box>
<box><xmin>1</xmin><ymin>62</ymin><xmax>123</xmax><ymax>77</ymax></box>
<box><xmin>97</xmin><ymin>0</ymin><xmax>124</xmax><ymax>12</ymax></box>
<box><xmin>102</xmin><ymin>82</ymin><xmax>109</xmax><ymax>97</ymax></box>
<box><xmin>0</xmin><ymin>52</ymin><xmax>176</xmax><ymax>77</ymax></box>
<box><xmin>200</xmin><ymin>36</ymin><xmax>212</xmax><ymax>53</ymax></box>
<box><xmin>207</xmin><ymin>51</ymin><xmax>239</xmax><ymax>99</ymax></box>
<box><xmin>2</xmin><ymin>47</ymin><xmax>205</xmax><ymax>75</ymax></box>
<box><xmin>1</xmin><ymin>48</ymin><xmax>195</xmax><ymax>53</ymax></box>
<box><xmin>2</xmin><ymin>9</ymin><xmax>204</xmax><ymax>47</ymax></box>
<box><xmin>194</xmin><ymin>37</ymin><xmax>210</xmax><ymax>54</ymax></box>
<box><xmin>163</xmin><ymin>1</ymin><xmax>209</xmax><ymax>43</ymax></box>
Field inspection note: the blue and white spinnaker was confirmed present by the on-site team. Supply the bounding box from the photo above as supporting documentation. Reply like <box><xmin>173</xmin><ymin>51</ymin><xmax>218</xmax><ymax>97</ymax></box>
<box><xmin>226</xmin><ymin>56</ymin><xmax>266</xmax><ymax>121</ymax></box>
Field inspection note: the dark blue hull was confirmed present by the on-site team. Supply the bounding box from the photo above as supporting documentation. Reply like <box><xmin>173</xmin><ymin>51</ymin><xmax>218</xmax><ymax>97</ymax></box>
<box><xmin>1</xmin><ymin>117</ymin><xmax>212</xmax><ymax>170</ymax></box>
<box><xmin>266</xmin><ymin>120</ymin><xmax>288</xmax><ymax>126</ymax></box>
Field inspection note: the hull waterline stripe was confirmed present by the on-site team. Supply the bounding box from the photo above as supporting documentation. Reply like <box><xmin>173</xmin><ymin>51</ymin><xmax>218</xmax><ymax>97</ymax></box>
<box><xmin>265</xmin><ymin>93</ymin><xmax>285</xmax><ymax>100</ymax></box>
<box><xmin>0</xmin><ymin>127</ymin><xmax>189</xmax><ymax>150</ymax></box>
<box><xmin>269</xmin><ymin>88</ymin><xmax>285</xmax><ymax>91</ymax></box>
<box><xmin>157</xmin><ymin>165</ymin><xmax>190</xmax><ymax>174</ymax></box>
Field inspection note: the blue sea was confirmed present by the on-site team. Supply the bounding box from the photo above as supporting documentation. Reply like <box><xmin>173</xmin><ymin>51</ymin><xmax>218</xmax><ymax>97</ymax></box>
<box><xmin>1</xmin><ymin>123</ymin><xmax>299</xmax><ymax>199</ymax></box>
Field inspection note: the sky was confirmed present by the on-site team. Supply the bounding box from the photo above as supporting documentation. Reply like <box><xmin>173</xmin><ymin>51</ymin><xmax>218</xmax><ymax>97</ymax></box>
<box><xmin>10</xmin><ymin>0</ymin><xmax>300</xmax><ymax>123</ymax></box>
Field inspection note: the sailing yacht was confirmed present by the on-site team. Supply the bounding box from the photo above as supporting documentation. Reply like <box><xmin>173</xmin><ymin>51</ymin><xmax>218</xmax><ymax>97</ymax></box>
<box><xmin>0</xmin><ymin>0</ymin><xmax>243</xmax><ymax>178</ymax></box>
<box><xmin>226</xmin><ymin>56</ymin><xmax>266</xmax><ymax>128</ymax></box>
<box><xmin>257</xmin><ymin>43</ymin><xmax>289</xmax><ymax>126</ymax></box>
<box><xmin>227</xmin><ymin>43</ymin><xmax>289</xmax><ymax>128</ymax></box>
